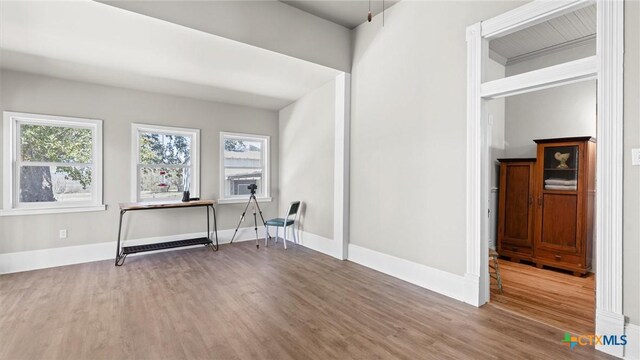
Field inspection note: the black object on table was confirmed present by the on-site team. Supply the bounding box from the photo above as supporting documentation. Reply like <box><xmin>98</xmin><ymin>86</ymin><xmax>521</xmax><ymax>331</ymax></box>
<box><xmin>115</xmin><ymin>200</ymin><xmax>218</xmax><ymax>266</ymax></box>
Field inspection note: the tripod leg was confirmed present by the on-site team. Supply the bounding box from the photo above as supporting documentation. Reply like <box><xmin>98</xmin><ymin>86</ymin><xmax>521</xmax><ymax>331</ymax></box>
<box><xmin>230</xmin><ymin>198</ymin><xmax>253</xmax><ymax>244</ymax></box>
<box><xmin>253</xmin><ymin>207</ymin><xmax>259</xmax><ymax>248</ymax></box>
<box><xmin>253</xmin><ymin>197</ymin><xmax>271</xmax><ymax>240</ymax></box>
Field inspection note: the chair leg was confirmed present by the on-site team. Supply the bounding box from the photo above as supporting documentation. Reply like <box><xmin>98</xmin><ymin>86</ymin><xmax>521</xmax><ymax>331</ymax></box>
<box><xmin>292</xmin><ymin>223</ymin><xmax>298</xmax><ymax>244</ymax></box>
<box><xmin>264</xmin><ymin>225</ymin><xmax>269</xmax><ymax>247</ymax></box>
<box><xmin>493</xmin><ymin>256</ymin><xmax>503</xmax><ymax>294</ymax></box>
<box><xmin>283</xmin><ymin>224</ymin><xmax>287</xmax><ymax>249</ymax></box>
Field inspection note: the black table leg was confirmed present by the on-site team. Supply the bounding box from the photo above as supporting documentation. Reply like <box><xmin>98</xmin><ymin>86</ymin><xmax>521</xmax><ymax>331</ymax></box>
<box><xmin>115</xmin><ymin>210</ymin><xmax>127</xmax><ymax>266</ymax></box>
<box><xmin>207</xmin><ymin>205</ymin><xmax>219</xmax><ymax>251</ymax></box>
<box><xmin>206</xmin><ymin>205</ymin><xmax>212</xmax><ymax>251</ymax></box>
<box><xmin>212</xmin><ymin>206</ymin><xmax>218</xmax><ymax>250</ymax></box>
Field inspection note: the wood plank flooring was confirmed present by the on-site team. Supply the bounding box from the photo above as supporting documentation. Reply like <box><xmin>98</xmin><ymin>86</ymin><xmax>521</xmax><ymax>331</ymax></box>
<box><xmin>0</xmin><ymin>242</ymin><xmax>611</xmax><ymax>359</ymax></box>
<box><xmin>489</xmin><ymin>258</ymin><xmax>595</xmax><ymax>335</ymax></box>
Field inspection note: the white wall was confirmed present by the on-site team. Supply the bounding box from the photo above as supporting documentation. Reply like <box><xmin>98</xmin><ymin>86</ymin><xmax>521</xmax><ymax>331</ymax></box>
<box><xmin>504</xmin><ymin>45</ymin><xmax>597</xmax><ymax>158</ymax></box>
<box><xmin>504</xmin><ymin>80</ymin><xmax>597</xmax><ymax>158</ymax></box>
<box><xmin>279</xmin><ymin>79</ymin><xmax>335</xmax><ymax>240</ymax></box>
<box><xmin>99</xmin><ymin>0</ymin><xmax>352</xmax><ymax>73</ymax></box>
<box><xmin>487</xmin><ymin>59</ymin><xmax>507</xmax><ymax>189</ymax></box>
<box><xmin>350</xmin><ymin>0</ymin><xmax>524</xmax><ymax>276</ymax></box>
<box><xmin>0</xmin><ymin>70</ymin><xmax>279</xmax><ymax>254</ymax></box>
<box><xmin>486</xmin><ymin>59</ymin><xmax>506</xmax><ymax>249</ymax></box>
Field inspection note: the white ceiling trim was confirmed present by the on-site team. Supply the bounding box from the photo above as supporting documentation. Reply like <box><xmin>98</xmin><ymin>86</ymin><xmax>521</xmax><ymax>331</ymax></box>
<box><xmin>505</xmin><ymin>34</ymin><xmax>596</xmax><ymax>66</ymax></box>
<box><xmin>488</xmin><ymin>50</ymin><xmax>508</xmax><ymax>66</ymax></box>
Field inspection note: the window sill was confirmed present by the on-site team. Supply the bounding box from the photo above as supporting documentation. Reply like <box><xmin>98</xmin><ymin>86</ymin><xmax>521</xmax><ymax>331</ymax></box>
<box><xmin>217</xmin><ymin>197</ymin><xmax>272</xmax><ymax>205</ymax></box>
<box><xmin>0</xmin><ymin>205</ymin><xmax>107</xmax><ymax>217</ymax></box>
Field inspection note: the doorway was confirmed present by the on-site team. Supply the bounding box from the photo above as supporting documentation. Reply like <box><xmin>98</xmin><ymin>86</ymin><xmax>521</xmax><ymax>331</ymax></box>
<box><xmin>486</xmin><ymin>76</ymin><xmax>597</xmax><ymax>335</ymax></box>
<box><xmin>465</xmin><ymin>0</ymin><xmax>625</xmax><ymax>357</ymax></box>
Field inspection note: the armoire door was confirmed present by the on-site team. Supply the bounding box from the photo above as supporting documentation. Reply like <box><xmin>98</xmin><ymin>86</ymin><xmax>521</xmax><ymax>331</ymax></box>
<box><xmin>498</xmin><ymin>160</ymin><xmax>536</xmax><ymax>259</ymax></box>
<box><xmin>534</xmin><ymin>143</ymin><xmax>584</xmax><ymax>261</ymax></box>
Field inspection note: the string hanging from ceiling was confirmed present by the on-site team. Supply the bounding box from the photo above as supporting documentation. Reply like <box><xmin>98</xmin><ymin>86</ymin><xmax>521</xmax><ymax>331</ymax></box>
<box><xmin>367</xmin><ymin>0</ymin><xmax>385</xmax><ymax>26</ymax></box>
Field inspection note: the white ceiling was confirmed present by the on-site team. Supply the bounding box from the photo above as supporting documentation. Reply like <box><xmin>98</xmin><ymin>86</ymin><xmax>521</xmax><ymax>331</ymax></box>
<box><xmin>490</xmin><ymin>4</ymin><xmax>596</xmax><ymax>64</ymax></box>
<box><xmin>281</xmin><ymin>0</ymin><xmax>399</xmax><ymax>29</ymax></box>
<box><xmin>0</xmin><ymin>0</ymin><xmax>341</xmax><ymax>110</ymax></box>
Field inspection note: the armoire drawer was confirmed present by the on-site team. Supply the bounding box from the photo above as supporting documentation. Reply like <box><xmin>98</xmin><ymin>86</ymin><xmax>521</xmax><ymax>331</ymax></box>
<box><xmin>534</xmin><ymin>249</ymin><xmax>583</xmax><ymax>266</ymax></box>
<box><xmin>500</xmin><ymin>244</ymin><xmax>533</xmax><ymax>256</ymax></box>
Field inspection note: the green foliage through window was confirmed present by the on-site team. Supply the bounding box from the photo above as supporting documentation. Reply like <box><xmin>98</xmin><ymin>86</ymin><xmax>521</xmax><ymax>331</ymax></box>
<box><xmin>139</xmin><ymin>133</ymin><xmax>190</xmax><ymax>165</ymax></box>
<box><xmin>225</xmin><ymin>139</ymin><xmax>246</xmax><ymax>152</ymax></box>
<box><xmin>19</xmin><ymin>123</ymin><xmax>94</xmax><ymax>203</ymax></box>
<box><xmin>21</xmin><ymin>124</ymin><xmax>92</xmax><ymax>163</ymax></box>
<box><xmin>137</xmin><ymin>131</ymin><xmax>193</xmax><ymax>199</ymax></box>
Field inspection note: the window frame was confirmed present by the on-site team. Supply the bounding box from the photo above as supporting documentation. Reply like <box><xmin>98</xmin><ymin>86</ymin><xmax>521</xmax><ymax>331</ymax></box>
<box><xmin>219</xmin><ymin>131</ymin><xmax>271</xmax><ymax>204</ymax></box>
<box><xmin>131</xmin><ymin>123</ymin><xmax>200</xmax><ymax>203</ymax></box>
<box><xmin>1</xmin><ymin>111</ymin><xmax>104</xmax><ymax>216</ymax></box>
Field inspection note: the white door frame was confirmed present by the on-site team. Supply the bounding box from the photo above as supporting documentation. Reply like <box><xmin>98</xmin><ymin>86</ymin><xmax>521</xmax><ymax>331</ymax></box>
<box><xmin>465</xmin><ymin>0</ymin><xmax>625</xmax><ymax>357</ymax></box>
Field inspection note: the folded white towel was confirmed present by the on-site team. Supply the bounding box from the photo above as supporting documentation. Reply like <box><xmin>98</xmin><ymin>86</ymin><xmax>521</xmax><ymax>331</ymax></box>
<box><xmin>545</xmin><ymin>178</ymin><xmax>577</xmax><ymax>186</ymax></box>
<box><xmin>545</xmin><ymin>184</ymin><xmax>577</xmax><ymax>191</ymax></box>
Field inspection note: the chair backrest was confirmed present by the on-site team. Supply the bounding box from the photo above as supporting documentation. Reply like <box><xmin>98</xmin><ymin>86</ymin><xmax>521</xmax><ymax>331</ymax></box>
<box><xmin>287</xmin><ymin>201</ymin><xmax>301</xmax><ymax>218</ymax></box>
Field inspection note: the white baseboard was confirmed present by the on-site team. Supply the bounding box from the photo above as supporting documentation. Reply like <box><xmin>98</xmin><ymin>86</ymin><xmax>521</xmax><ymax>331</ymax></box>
<box><xmin>0</xmin><ymin>227</ymin><xmax>259</xmax><ymax>274</ymax></box>
<box><xmin>596</xmin><ymin>310</ymin><xmax>627</xmax><ymax>358</ymax></box>
<box><xmin>347</xmin><ymin>244</ymin><xmax>467</xmax><ymax>303</ymax></box>
<box><xmin>464</xmin><ymin>272</ymin><xmax>481</xmax><ymax>306</ymax></box>
<box><xmin>624</xmin><ymin>322</ymin><xmax>639</xmax><ymax>360</ymax></box>
<box><xmin>289</xmin><ymin>228</ymin><xmax>341</xmax><ymax>259</ymax></box>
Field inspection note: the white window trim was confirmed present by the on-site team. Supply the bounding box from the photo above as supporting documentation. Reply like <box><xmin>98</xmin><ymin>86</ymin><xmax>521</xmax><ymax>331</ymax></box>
<box><xmin>219</xmin><ymin>131</ymin><xmax>271</xmax><ymax>204</ymax></box>
<box><xmin>2</xmin><ymin>111</ymin><xmax>104</xmax><ymax>216</ymax></box>
<box><xmin>131</xmin><ymin>123</ymin><xmax>200</xmax><ymax>203</ymax></box>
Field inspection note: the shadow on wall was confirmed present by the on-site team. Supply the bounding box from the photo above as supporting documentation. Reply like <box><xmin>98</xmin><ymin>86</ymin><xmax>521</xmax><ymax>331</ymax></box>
<box><xmin>296</xmin><ymin>201</ymin><xmax>306</xmax><ymax>236</ymax></box>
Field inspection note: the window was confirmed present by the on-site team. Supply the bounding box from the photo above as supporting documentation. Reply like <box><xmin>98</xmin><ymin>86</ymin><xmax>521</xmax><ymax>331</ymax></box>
<box><xmin>131</xmin><ymin>124</ymin><xmax>200</xmax><ymax>202</ymax></box>
<box><xmin>2</xmin><ymin>112</ymin><xmax>104</xmax><ymax>215</ymax></box>
<box><xmin>220</xmin><ymin>132</ymin><xmax>270</xmax><ymax>203</ymax></box>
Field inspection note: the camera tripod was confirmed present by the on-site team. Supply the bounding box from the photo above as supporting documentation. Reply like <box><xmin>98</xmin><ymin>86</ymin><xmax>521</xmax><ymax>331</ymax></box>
<box><xmin>229</xmin><ymin>191</ymin><xmax>271</xmax><ymax>248</ymax></box>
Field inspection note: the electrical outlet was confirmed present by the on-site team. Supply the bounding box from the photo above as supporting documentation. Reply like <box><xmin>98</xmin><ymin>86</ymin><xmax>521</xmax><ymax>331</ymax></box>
<box><xmin>632</xmin><ymin>148</ymin><xmax>640</xmax><ymax>166</ymax></box>
<box><xmin>59</xmin><ymin>229</ymin><xmax>67</xmax><ymax>239</ymax></box>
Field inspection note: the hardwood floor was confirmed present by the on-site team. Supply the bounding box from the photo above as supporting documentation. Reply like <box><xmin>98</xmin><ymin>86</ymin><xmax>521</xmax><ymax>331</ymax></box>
<box><xmin>0</xmin><ymin>242</ymin><xmax>611</xmax><ymax>359</ymax></box>
<box><xmin>489</xmin><ymin>258</ymin><xmax>595</xmax><ymax>335</ymax></box>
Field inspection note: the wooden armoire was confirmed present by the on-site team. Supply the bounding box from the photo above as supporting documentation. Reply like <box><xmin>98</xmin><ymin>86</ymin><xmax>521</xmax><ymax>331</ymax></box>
<box><xmin>497</xmin><ymin>137</ymin><xmax>595</xmax><ymax>276</ymax></box>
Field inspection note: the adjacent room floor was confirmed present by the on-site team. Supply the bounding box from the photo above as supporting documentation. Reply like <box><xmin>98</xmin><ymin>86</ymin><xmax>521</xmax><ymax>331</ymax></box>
<box><xmin>489</xmin><ymin>258</ymin><xmax>595</xmax><ymax>336</ymax></box>
<box><xmin>0</xmin><ymin>242</ymin><xmax>610</xmax><ymax>359</ymax></box>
